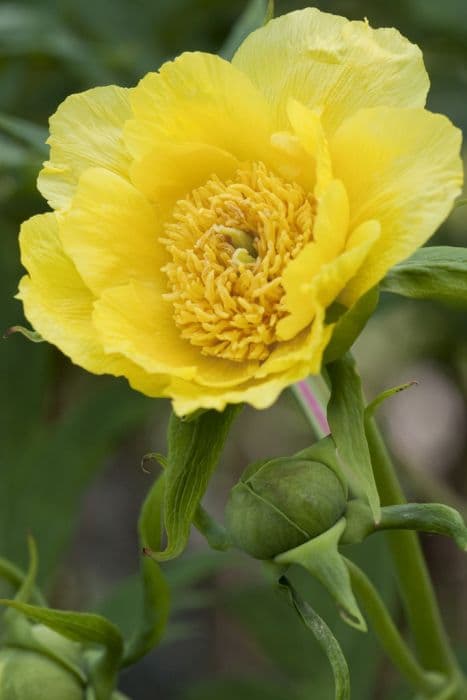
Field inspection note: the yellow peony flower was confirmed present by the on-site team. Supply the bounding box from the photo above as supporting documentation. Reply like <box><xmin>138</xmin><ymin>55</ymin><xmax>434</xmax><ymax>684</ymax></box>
<box><xmin>17</xmin><ymin>9</ymin><xmax>463</xmax><ymax>415</ymax></box>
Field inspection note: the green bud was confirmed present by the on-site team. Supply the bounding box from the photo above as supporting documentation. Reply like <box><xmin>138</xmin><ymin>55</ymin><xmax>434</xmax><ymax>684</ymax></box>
<box><xmin>0</xmin><ymin>645</ymin><xmax>83</xmax><ymax>700</ymax></box>
<box><xmin>226</xmin><ymin>456</ymin><xmax>347</xmax><ymax>559</ymax></box>
<box><xmin>0</xmin><ymin>631</ymin><xmax>129</xmax><ymax>699</ymax></box>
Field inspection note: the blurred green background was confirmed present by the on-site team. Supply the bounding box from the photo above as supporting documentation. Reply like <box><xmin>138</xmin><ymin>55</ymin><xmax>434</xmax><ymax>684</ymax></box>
<box><xmin>0</xmin><ymin>0</ymin><xmax>466</xmax><ymax>698</ymax></box>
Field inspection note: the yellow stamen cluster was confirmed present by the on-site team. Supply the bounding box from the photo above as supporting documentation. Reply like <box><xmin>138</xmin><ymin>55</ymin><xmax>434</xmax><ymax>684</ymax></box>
<box><xmin>162</xmin><ymin>161</ymin><xmax>316</xmax><ymax>362</ymax></box>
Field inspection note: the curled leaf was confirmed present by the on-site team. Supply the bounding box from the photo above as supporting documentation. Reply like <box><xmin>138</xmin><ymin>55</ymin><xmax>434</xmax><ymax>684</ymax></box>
<box><xmin>278</xmin><ymin>576</ymin><xmax>350</xmax><ymax>700</ymax></box>
<box><xmin>152</xmin><ymin>406</ymin><xmax>240</xmax><ymax>562</ymax></box>
<box><xmin>365</xmin><ymin>381</ymin><xmax>418</xmax><ymax>420</ymax></box>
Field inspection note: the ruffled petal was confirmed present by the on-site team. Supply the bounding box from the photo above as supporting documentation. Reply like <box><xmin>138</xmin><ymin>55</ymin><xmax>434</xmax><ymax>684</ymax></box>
<box><xmin>233</xmin><ymin>8</ymin><xmax>429</xmax><ymax>135</ymax></box>
<box><xmin>331</xmin><ymin>107</ymin><xmax>463</xmax><ymax>305</ymax></box>
<box><xmin>124</xmin><ymin>51</ymin><xmax>276</xmax><ymax>169</ymax></box>
<box><xmin>38</xmin><ymin>86</ymin><xmax>132</xmax><ymax>210</ymax></box>
<box><xmin>17</xmin><ymin>213</ymin><xmax>166</xmax><ymax>394</ymax></box>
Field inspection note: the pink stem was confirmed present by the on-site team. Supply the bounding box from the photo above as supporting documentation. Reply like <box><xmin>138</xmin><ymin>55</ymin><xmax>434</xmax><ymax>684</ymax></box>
<box><xmin>296</xmin><ymin>380</ymin><xmax>330</xmax><ymax>436</ymax></box>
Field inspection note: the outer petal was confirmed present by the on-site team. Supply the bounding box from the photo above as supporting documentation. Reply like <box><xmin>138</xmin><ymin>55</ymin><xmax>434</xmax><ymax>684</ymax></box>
<box><xmin>93</xmin><ymin>280</ymin><xmax>259</xmax><ymax>387</ymax></box>
<box><xmin>124</xmin><ymin>52</ymin><xmax>276</xmax><ymax>166</ymax></box>
<box><xmin>17</xmin><ymin>213</ymin><xmax>166</xmax><ymax>395</ymax></box>
<box><xmin>331</xmin><ymin>107</ymin><xmax>463</xmax><ymax>305</ymax></box>
<box><xmin>168</xmin><ymin>365</ymin><xmax>310</xmax><ymax>416</ymax></box>
<box><xmin>59</xmin><ymin>168</ymin><xmax>165</xmax><ymax>296</ymax></box>
<box><xmin>38</xmin><ymin>86</ymin><xmax>132</xmax><ymax>210</ymax></box>
<box><xmin>166</xmin><ymin>306</ymin><xmax>333</xmax><ymax>414</ymax></box>
<box><xmin>233</xmin><ymin>8</ymin><xmax>429</xmax><ymax>134</ymax></box>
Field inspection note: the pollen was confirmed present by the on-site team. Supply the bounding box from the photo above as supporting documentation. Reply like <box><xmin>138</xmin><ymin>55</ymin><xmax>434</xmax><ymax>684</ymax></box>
<box><xmin>162</xmin><ymin>161</ymin><xmax>316</xmax><ymax>362</ymax></box>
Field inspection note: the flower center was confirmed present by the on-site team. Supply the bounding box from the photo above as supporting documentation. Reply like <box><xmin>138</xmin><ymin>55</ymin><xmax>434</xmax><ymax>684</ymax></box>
<box><xmin>162</xmin><ymin>161</ymin><xmax>316</xmax><ymax>362</ymax></box>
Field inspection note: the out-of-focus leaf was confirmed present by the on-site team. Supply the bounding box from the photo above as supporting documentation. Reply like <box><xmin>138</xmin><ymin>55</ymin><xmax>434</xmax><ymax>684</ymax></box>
<box><xmin>96</xmin><ymin>550</ymin><xmax>231</xmax><ymax>643</ymax></box>
<box><xmin>0</xmin><ymin>111</ymin><xmax>47</xmax><ymax>156</ymax></box>
<box><xmin>0</xmin><ymin>378</ymin><xmax>156</xmax><ymax>580</ymax></box>
<box><xmin>182</xmin><ymin>677</ymin><xmax>292</xmax><ymax>700</ymax></box>
<box><xmin>0</xmin><ymin>4</ymin><xmax>112</xmax><ymax>83</ymax></box>
<box><xmin>122</xmin><ymin>474</ymin><xmax>170</xmax><ymax>666</ymax></box>
<box><xmin>150</xmin><ymin>406</ymin><xmax>240</xmax><ymax>561</ymax></box>
<box><xmin>381</xmin><ymin>246</ymin><xmax>467</xmax><ymax>307</ymax></box>
<box><xmin>327</xmin><ymin>355</ymin><xmax>380</xmax><ymax>521</ymax></box>
<box><xmin>220</xmin><ymin>0</ymin><xmax>273</xmax><ymax>59</ymax></box>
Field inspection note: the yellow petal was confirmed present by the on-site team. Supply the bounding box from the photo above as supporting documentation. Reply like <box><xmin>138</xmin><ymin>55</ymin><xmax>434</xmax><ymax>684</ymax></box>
<box><xmin>93</xmin><ymin>280</ymin><xmax>259</xmax><ymax>388</ymax></box>
<box><xmin>168</xmin><ymin>362</ymin><xmax>312</xmax><ymax>416</ymax></box>
<box><xmin>38</xmin><ymin>86</ymin><xmax>132</xmax><ymax>210</ymax></box>
<box><xmin>130</xmin><ymin>141</ymin><xmax>239</xmax><ymax>206</ymax></box>
<box><xmin>167</xmin><ymin>310</ymin><xmax>332</xmax><ymax>415</ymax></box>
<box><xmin>17</xmin><ymin>213</ymin><xmax>166</xmax><ymax>394</ymax></box>
<box><xmin>277</xmin><ymin>180</ymin><xmax>350</xmax><ymax>340</ymax></box>
<box><xmin>233</xmin><ymin>8</ymin><xmax>429</xmax><ymax>134</ymax></box>
<box><xmin>257</xmin><ymin>310</ymin><xmax>333</xmax><ymax>378</ymax></box>
<box><xmin>59</xmin><ymin>168</ymin><xmax>165</xmax><ymax>296</ymax></box>
<box><xmin>331</xmin><ymin>107</ymin><xmax>463</xmax><ymax>305</ymax></box>
<box><xmin>124</xmin><ymin>51</ymin><xmax>275</xmax><ymax>165</ymax></box>
<box><xmin>286</xmin><ymin>99</ymin><xmax>333</xmax><ymax>197</ymax></box>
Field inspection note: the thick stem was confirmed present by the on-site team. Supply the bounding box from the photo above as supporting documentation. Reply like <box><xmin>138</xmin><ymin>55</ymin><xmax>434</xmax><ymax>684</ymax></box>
<box><xmin>365</xmin><ymin>417</ymin><xmax>464</xmax><ymax>690</ymax></box>
<box><xmin>345</xmin><ymin>558</ymin><xmax>445</xmax><ymax>698</ymax></box>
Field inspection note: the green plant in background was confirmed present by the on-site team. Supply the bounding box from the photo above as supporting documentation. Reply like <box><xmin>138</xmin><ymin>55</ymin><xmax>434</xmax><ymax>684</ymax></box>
<box><xmin>0</xmin><ymin>464</ymin><xmax>169</xmax><ymax>700</ymax></box>
<box><xmin>2</xmin><ymin>0</ymin><xmax>467</xmax><ymax>699</ymax></box>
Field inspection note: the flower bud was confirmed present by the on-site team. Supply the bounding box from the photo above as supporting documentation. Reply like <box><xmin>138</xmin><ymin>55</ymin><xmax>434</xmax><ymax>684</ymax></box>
<box><xmin>0</xmin><ymin>624</ymin><xmax>128</xmax><ymax>700</ymax></box>
<box><xmin>225</xmin><ymin>457</ymin><xmax>347</xmax><ymax>559</ymax></box>
<box><xmin>0</xmin><ymin>642</ymin><xmax>83</xmax><ymax>700</ymax></box>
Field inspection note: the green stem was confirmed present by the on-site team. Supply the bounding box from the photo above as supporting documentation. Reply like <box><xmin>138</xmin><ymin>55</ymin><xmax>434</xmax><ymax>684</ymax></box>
<box><xmin>365</xmin><ymin>417</ymin><xmax>464</xmax><ymax>689</ymax></box>
<box><xmin>345</xmin><ymin>557</ymin><xmax>445</xmax><ymax>697</ymax></box>
<box><xmin>295</xmin><ymin>376</ymin><xmax>466</xmax><ymax>697</ymax></box>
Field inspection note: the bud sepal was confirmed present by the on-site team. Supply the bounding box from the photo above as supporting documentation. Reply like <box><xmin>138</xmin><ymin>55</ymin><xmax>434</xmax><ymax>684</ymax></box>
<box><xmin>275</xmin><ymin>518</ymin><xmax>366</xmax><ymax>631</ymax></box>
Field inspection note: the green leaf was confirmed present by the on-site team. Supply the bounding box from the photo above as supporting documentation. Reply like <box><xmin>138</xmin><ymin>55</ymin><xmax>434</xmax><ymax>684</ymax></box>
<box><xmin>220</xmin><ymin>0</ymin><xmax>274</xmax><ymax>60</ymax></box>
<box><xmin>0</xmin><ymin>549</ymin><xmax>45</xmax><ymax>606</ymax></box>
<box><xmin>150</xmin><ymin>406</ymin><xmax>241</xmax><ymax>562</ymax></box>
<box><xmin>381</xmin><ymin>246</ymin><xmax>467</xmax><ymax>307</ymax></box>
<box><xmin>122</xmin><ymin>473</ymin><xmax>170</xmax><ymax>666</ymax></box>
<box><xmin>324</xmin><ymin>287</ymin><xmax>379</xmax><ymax>364</ymax></box>
<box><xmin>0</xmin><ymin>601</ymin><xmax>123</xmax><ymax>655</ymax></box>
<box><xmin>278</xmin><ymin>577</ymin><xmax>350</xmax><ymax>700</ymax></box>
<box><xmin>327</xmin><ymin>355</ymin><xmax>380</xmax><ymax>521</ymax></box>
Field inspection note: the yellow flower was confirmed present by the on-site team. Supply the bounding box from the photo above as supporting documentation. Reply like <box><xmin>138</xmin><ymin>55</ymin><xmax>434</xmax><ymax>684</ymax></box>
<box><xmin>18</xmin><ymin>9</ymin><xmax>463</xmax><ymax>415</ymax></box>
